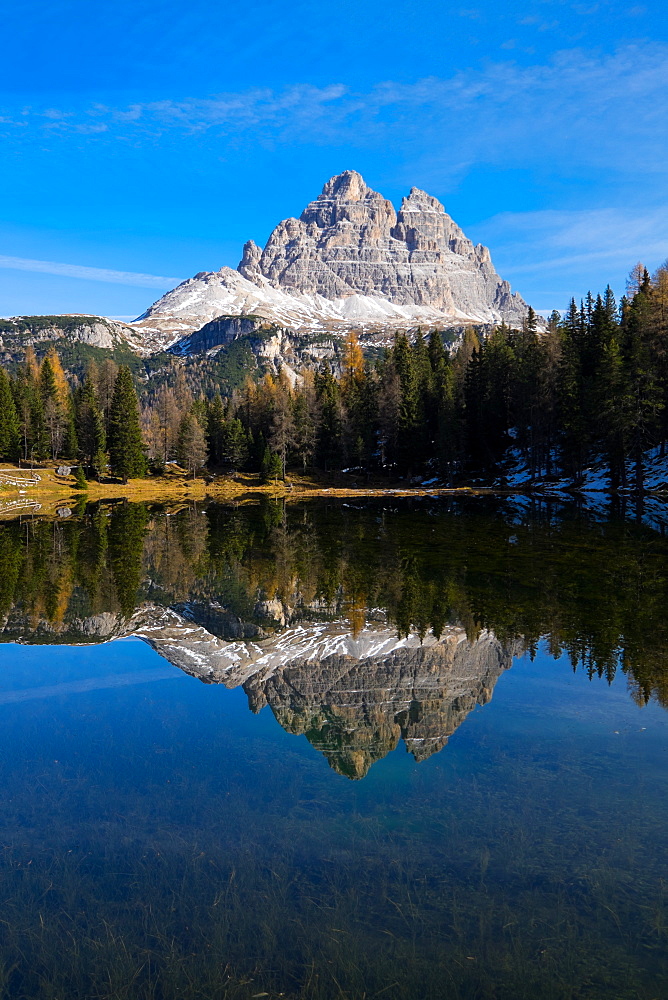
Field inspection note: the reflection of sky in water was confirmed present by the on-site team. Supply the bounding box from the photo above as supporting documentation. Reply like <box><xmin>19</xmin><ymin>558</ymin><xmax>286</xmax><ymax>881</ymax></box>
<box><xmin>0</xmin><ymin>636</ymin><xmax>666</xmax><ymax>996</ymax></box>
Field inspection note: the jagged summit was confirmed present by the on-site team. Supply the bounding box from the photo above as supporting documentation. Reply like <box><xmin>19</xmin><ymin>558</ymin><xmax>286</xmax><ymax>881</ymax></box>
<box><xmin>237</xmin><ymin>169</ymin><xmax>527</xmax><ymax>320</ymax></box>
<box><xmin>134</xmin><ymin>170</ymin><xmax>531</xmax><ymax>345</ymax></box>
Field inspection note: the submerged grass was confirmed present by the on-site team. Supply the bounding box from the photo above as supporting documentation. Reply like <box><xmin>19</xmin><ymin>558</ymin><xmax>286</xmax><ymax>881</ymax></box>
<box><xmin>0</xmin><ymin>715</ymin><xmax>665</xmax><ymax>1000</ymax></box>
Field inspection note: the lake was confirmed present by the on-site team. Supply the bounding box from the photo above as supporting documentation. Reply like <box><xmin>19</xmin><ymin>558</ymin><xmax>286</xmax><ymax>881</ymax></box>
<box><xmin>0</xmin><ymin>497</ymin><xmax>667</xmax><ymax>999</ymax></box>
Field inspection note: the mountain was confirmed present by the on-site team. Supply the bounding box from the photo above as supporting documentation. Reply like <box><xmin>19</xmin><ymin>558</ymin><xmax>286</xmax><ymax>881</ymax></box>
<box><xmin>134</xmin><ymin>170</ymin><xmax>531</xmax><ymax>347</ymax></box>
<box><xmin>0</xmin><ymin>172</ymin><xmax>533</xmax><ymax>375</ymax></box>
<box><xmin>0</xmin><ymin>314</ymin><xmax>145</xmax><ymax>359</ymax></box>
<box><xmin>0</xmin><ymin>597</ymin><xmax>514</xmax><ymax>779</ymax></box>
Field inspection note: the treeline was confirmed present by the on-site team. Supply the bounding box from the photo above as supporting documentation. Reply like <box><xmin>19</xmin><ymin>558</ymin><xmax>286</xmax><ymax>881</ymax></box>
<box><xmin>200</xmin><ymin>264</ymin><xmax>668</xmax><ymax>488</ymax></box>
<box><xmin>1</xmin><ymin>263</ymin><xmax>667</xmax><ymax>488</ymax></box>
<box><xmin>0</xmin><ymin>348</ymin><xmax>147</xmax><ymax>483</ymax></box>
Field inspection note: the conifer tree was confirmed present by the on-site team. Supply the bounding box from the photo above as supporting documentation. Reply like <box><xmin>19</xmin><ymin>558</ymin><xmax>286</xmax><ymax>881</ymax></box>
<box><xmin>261</xmin><ymin>445</ymin><xmax>282</xmax><ymax>483</ymax></box>
<box><xmin>14</xmin><ymin>352</ymin><xmax>45</xmax><ymax>464</ymax></box>
<box><xmin>207</xmin><ymin>393</ymin><xmax>226</xmax><ymax>466</ymax></box>
<box><xmin>621</xmin><ymin>270</ymin><xmax>663</xmax><ymax>492</ymax></box>
<box><xmin>597</xmin><ymin>337</ymin><xmax>629</xmax><ymax>489</ymax></box>
<box><xmin>314</xmin><ymin>365</ymin><xmax>342</xmax><ymax>470</ymax></box>
<box><xmin>292</xmin><ymin>371</ymin><xmax>318</xmax><ymax>471</ymax></box>
<box><xmin>341</xmin><ymin>330</ymin><xmax>365</xmax><ymax>389</ymax></box>
<box><xmin>0</xmin><ymin>369</ymin><xmax>19</xmax><ymax>460</ymax></box>
<box><xmin>222</xmin><ymin>417</ymin><xmax>248</xmax><ymax>471</ymax></box>
<box><xmin>39</xmin><ymin>356</ymin><xmax>64</xmax><ymax>458</ymax></box>
<box><xmin>267</xmin><ymin>378</ymin><xmax>295</xmax><ymax>480</ymax></box>
<box><xmin>76</xmin><ymin>372</ymin><xmax>107</xmax><ymax>478</ymax></box>
<box><xmin>391</xmin><ymin>332</ymin><xmax>420</xmax><ymax>474</ymax></box>
<box><xmin>428</xmin><ymin>332</ymin><xmax>458</xmax><ymax>477</ymax></box>
<box><xmin>107</xmin><ymin>366</ymin><xmax>146</xmax><ymax>483</ymax></box>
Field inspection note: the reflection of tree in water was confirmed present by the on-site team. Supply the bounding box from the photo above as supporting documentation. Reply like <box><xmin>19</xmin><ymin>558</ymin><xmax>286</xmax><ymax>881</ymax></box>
<box><xmin>1</xmin><ymin>498</ymin><xmax>668</xmax><ymax>707</ymax></box>
<box><xmin>108</xmin><ymin>503</ymin><xmax>150</xmax><ymax>618</ymax></box>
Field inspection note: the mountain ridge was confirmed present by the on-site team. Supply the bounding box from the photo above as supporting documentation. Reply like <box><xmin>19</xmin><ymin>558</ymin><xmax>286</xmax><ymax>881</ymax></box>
<box><xmin>134</xmin><ymin>170</ymin><xmax>532</xmax><ymax>347</ymax></box>
<box><xmin>2</xmin><ymin>172</ymin><xmax>534</xmax><ymax>368</ymax></box>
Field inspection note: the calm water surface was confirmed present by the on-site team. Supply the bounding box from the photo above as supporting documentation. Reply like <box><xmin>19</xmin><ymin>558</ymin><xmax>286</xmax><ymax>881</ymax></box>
<box><xmin>0</xmin><ymin>498</ymin><xmax>667</xmax><ymax>999</ymax></box>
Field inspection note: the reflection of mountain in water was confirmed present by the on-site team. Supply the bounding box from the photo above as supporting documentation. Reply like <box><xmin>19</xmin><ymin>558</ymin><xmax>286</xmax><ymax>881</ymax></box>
<box><xmin>1</xmin><ymin>599</ymin><xmax>516</xmax><ymax>777</ymax></box>
<box><xmin>5</xmin><ymin>498</ymin><xmax>668</xmax><ymax>773</ymax></box>
<box><xmin>132</xmin><ymin>608</ymin><xmax>517</xmax><ymax>778</ymax></box>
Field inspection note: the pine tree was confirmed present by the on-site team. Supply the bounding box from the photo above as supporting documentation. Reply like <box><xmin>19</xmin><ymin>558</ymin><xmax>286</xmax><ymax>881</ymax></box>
<box><xmin>14</xmin><ymin>351</ymin><xmax>45</xmax><ymax>464</ymax></box>
<box><xmin>377</xmin><ymin>360</ymin><xmax>401</xmax><ymax>471</ymax></box>
<box><xmin>207</xmin><ymin>393</ymin><xmax>226</xmax><ymax>466</ymax></box>
<box><xmin>39</xmin><ymin>355</ymin><xmax>66</xmax><ymax>458</ymax></box>
<box><xmin>0</xmin><ymin>369</ymin><xmax>19</xmax><ymax>460</ymax></box>
<box><xmin>391</xmin><ymin>333</ymin><xmax>420</xmax><ymax>475</ymax></box>
<box><xmin>314</xmin><ymin>365</ymin><xmax>342</xmax><ymax>471</ymax></box>
<box><xmin>621</xmin><ymin>270</ymin><xmax>663</xmax><ymax>493</ymax></box>
<box><xmin>76</xmin><ymin>371</ymin><xmax>107</xmax><ymax>479</ymax></box>
<box><xmin>292</xmin><ymin>371</ymin><xmax>318</xmax><ymax>471</ymax></box>
<box><xmin>597</xmin><ymin>337</ymin><xmax>629</xmax><ymax>489</ymax></box>
<box><xmin>261</xmin><ymin>445</ymin><xmax>283</xmax><ymax>483</ymax></box>
<box><xmin>558</xmin><ymin>300</ymin><xmax>589</xmax><ymax>481</ymax></box>
<box><xmin>428</xmin><ymin>338</ymin><xmax>458</xmax><ymax>478</ymax></box>
<box><xmin>108</xmin><ymin>366</ymin><xmax>147</xmax><ymax>483</ymax></box>
<box><xmin>222</xmin><ymin>417</ymin><xmax>248</xmax><ymax>471</ymax></box>
<box><xmin>267</xmin><ymin>379</ymin><xmax>295</xmax><ymax>479</ymax></box>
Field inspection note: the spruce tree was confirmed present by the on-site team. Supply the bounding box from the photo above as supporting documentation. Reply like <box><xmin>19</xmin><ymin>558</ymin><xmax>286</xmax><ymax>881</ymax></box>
<box><xmin>621</xmin><ymin>271</ymin><xmax>663</xmax><ymax>493</ymax></box>
<box><xmin>223</xmin><ymin>418</ymin><xmax>248</xmax><ymax>471</ymax></box>
<box><xmin>0</xmin><ymin>369</ymin><xmax>19</xmax><ymax>460</ymax></box>
<box><xmin>107</xmin><ymin>366</ymin><xmax>146</xmax><ymax>483</ymax></box>
<box><xmin>391</xmin><ymin>333</ymin><xmax>420</xmax><ymax>475</ymax></box>
<box><xmin>207</xmin><ymin>393</ymin><xmax>226</xmax><ymax>466</ymax></box>
<box><xmin>76</xmin><ymin>373</ymin><xmax>107</xmax><ymax>479</ymax></box>
<box><xmin>314</xmin><ymin>365</ymin><xmax>342</xmax><ymax>471</ymax></box>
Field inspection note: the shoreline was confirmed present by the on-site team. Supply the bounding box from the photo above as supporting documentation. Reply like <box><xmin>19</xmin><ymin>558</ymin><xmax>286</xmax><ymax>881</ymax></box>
<box><xmin>1</xmin><ymin>464</ymin><xmax>667</xmax><ymax>518</ymax></box>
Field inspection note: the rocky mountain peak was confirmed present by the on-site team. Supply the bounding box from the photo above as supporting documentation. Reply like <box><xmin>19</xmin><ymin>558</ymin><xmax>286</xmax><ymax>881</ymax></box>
<box><xmin>319</xmin><ymin>169</ymin><xmax>371</xmax><ymax>201</ymax></box>
<box><xmin>402</xmin><ymin>186</ymin><xmax>447</xmax><ymax>212</ymax></box>
<box><xmin>238</xmin><ymin>239</ymin><xmax>263</xmax><ymax>281</ymax></box>
<box><xmin>233</xmin><ymin>170</ymin><xmax>529</xmax><ymax>323</ymax></box>
<box><xmin>137</xmin><ymin>169</ymin><xmax>533</xmax><ymax>345</ymax></box>
<box><xmin>297</xmin><ymin>169</ymin><xmax>396</xmax><ymax>232</ymax></box>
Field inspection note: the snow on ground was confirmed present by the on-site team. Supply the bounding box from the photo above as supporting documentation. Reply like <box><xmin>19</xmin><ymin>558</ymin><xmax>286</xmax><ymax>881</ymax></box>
<box><xmin>497</xmin><ymin>446</ymin><xmax>668</xmax><ymax>497</ymax></box>
<box><xmin>128</xmin><ymin>266</ymin><xmax>500</xmax><ymax>349</ymax></box>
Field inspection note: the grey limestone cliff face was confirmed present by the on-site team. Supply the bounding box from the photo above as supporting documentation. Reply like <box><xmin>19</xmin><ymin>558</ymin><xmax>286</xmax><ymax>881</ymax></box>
<box><xmin>166</xmin><ymin>314</ymin><xmax>333</xmax><ymax>375</ymax></box>
<box><xmin>0</xmin><ymin>316</ymin><xmax>141</xmax><ymax>359</ymax></box>
<box><xmin>238</xmin><ymin>170</ymin><xmax>528</xmax><ymax>326</ymax></box>
<box><xmin>168</xmin><ymin>315</ymin><xmax>278</xmax><ymax>356</ymax></box>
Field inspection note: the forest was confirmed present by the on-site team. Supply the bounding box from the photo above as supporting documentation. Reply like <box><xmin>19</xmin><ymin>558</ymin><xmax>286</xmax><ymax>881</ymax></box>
<box><xmin>0</xmin><ymin>263</ymin><xmax>666</xmax><ymax>490</ymax></box>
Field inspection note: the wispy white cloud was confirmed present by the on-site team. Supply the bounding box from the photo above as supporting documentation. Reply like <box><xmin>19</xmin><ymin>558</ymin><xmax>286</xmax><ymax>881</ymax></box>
<box><xmin>4</xmin><ymin>41</ymin><xmax>666</xmax><ymax>179</ymax></box>
<box><xmin>476</xmin><ymin>206</ymin><xmax>668</xmax><ymax>280</ymax></box>
<box><xmin>0</xmin><ymin>255</ymin><xmax>181</xmax><ymax>288</ymax></box>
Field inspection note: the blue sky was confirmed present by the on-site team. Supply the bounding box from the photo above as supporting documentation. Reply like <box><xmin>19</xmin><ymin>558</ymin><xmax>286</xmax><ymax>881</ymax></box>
<box><xmin>1</xmin><ymin>0</ymin><xmax>667</xmax><ymax>318</ymax></box>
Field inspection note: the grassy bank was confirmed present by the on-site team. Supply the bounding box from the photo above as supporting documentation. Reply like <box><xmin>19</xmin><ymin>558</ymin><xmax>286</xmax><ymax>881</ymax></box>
<box><xmin>2</xmin><ymin>462</ymin><xmax>667</xmax><ymax>519</ymax></box>
<box><xmin>0</xmin><ymin>463</ymin><xmax>507</xmax><ymax>518</ymax></box>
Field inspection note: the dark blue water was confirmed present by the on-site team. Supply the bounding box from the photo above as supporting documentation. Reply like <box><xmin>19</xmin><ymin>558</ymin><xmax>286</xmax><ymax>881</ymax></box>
<box><xmin>0</xmin><ymin>633</ymin><xmax>667</xmax><ymax>999</ymax></box>
<box><xmin>1</xmin><ymin>497</ymin><xmax>668</xmax><ymax>998</ymax></box>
